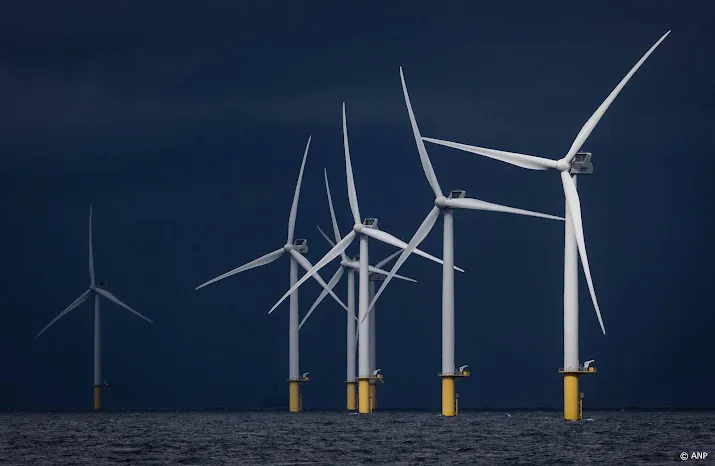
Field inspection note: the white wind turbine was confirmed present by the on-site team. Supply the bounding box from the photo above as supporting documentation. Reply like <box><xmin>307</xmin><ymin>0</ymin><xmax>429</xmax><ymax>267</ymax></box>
<box><xmin>268</xmin><ymin>103</ymin><xmax>464</xmax><ymax>414</ymax></box>
<box><xmin>195</xmin><ymin>136</ymin><xmax>350</xmax><ymax>413</ymax></box>
<box><xmin>361</xmin><ymin>67</ymin><xmax>565</xmax><ymax>417</ymax></box>
<box><xmin>421</xmin><ymin>31</ymin><xmax>671</xmax><ymax>420</ymax></box>
<box><xmin>35</xmin><ymin>205</ymin><xmax>154</xmax><ymax>411</ymax></box>
<box><xmin>297</xmin><ymin>169</ymin><xmax>417</xmax><ymax>410</ymax></box>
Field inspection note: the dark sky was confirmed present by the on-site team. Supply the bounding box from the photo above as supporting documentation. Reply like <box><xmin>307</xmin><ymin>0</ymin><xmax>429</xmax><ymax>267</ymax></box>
<box><xmin>1</xmin><ymin>1</ymin><xmax>713</xmax><ymax>410</ymax></box>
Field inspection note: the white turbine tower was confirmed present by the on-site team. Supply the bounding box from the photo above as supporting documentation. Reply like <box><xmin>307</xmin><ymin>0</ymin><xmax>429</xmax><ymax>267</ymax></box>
<box><xmin>35</xmin><ymin>205</ymin><xmax>154</xmax><ymax>411</ymax></box>
<box><xmin>361</xmin><ymin>67</ymin><xmax>565</xmax><ymax>417</ymax></box>
<box><xmin>297</xmin><ymin>169</ymin><xmax>416</xmax><ymax>411</ymax></box>
<box><xmin>268</xmin><ymin>103</ymin><xmax>464</xmax><ymax>414</ymax></box>
<box><xmin>195</xmin><ymin>136</ymin><xmax>350</xmax><ymax>413</ymax></box>
<box><xmin>421</xmin><ymin>31</ymin><xmax>670</xmax><ymax>420</ymax></box>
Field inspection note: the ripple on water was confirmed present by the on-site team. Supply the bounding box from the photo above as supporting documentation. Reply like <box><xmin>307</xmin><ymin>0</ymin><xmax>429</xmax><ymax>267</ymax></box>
<box><xmin>0</xmin><ymin>411</ymin><xmax>713</xmax><ymax>465</ymax></box>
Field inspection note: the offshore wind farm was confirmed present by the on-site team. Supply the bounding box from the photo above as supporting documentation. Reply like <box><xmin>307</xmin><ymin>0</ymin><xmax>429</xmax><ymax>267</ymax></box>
<box><xmin>184</xmin><ymin>27</ymin><xmax>672</xmax><ymax>420</ymax></box>
<box><xmin>23</xmin><ymin>29</ymin><xmax>672</xmax><ymax>417</ymax></box>
<box><xmin>4</xmin><ymin>1</ymin><xmax>714</xmax><ymax>463</ymax></box>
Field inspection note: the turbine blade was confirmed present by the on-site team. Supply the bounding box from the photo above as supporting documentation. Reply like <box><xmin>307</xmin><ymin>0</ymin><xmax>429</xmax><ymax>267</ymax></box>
<box><xmin>35</xmin><ymin>289</ymin><xmax>91</xmax><ymax>339</ymax></box>
<box><xmin>361</xmin><ymin>228</ymin><xmax>464</xmax><ymax>273</ymax></box>
<box><xmin>195</xmin><ymin>248</ymin><xmax>285</xmax><ymax>290</ymax></box>
<box><xmin>562</xmin><ymin>31</ymin><xmax>671</xmax><ymax>165</ymax></box>
<box><xmin>362</xmin><ymin>206</ymin><xmax>441</xmax><ymax>324</ymax></box>
<box><xmin>316</xmin><ymin>225</ymin><xmax>336</xmax><ymax>248</ymax></box>
<box><xmin>422</xmin><ymin>137</ymin><xmax>556</xmax><ymax>171</ymax></box>
<box><xmin>289</xmin><ymin>249</ymin><xmax>349</xmax><ymax>313</ymax></box>
<box><xmin>89</xmin><ymin>205</ymin><xmax>95</xmax><ymax>286</ymax></box>
<box><xmin>287</xmin><ymin>136</ymin><xmax>311</xmax><ymax>244</ymax></box>
<box><xmin>324</xmin><ymin>169</ymin><xmax>348</xmax><ymax>261</ymax></box>
<box><xmin>561</xmin><ymin>171</ymin><xmax>606</xmax><ymax>334</ymax></box>
<box><xmin>342</xmin><ymin>103</ymin><xmax>361</xmax><ymax>225</ymax></box>
<box><xmin>298</xmin><ymin>266</ymin><xmax>346</xmax><ymax>330</ymax></box>
<box><xmin>374</xmin><ymin>249</ymin><xmax>401</xmax><ymax>270</ymax></box>
<box><xmin>446</xmin><ymin>197</ymin><xmax>565</xmax><ymax>221</ymax></box>
<box><xmin>367</xmin><ymin>265</ymin><xmax>417</xmax><ymax>283</ymax></box>
<box><xmin>268</xmin><ymin>231</ymin><xmax>356</xmax><ymax>315</ymax></box>
<box><xmin>400</xmin><ymin>66</ymin><xmax>443</xmax><ymax>198</ymax></box>
<box><xmin>95</xmin><ymin>288</ymin><xmax>154</xmax><ymax>324</ymax></box>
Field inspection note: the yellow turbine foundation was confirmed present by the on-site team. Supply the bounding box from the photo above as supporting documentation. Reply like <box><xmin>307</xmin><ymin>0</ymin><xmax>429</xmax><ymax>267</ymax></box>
<box><xmin>369</xmin><ymin>384</ymin><xmax>377</xmax><ymax>411</ymax></box>
<box><xmin>289</xmin><ymin>381</ymin><xmax>301</xmax><ymax>413</ymax></box>
<box><xmin>560</xmin><ymin>367</ymin><xmax>595</xmax><ymax>421</ymax></box>
<box><xmin>563</xmin><ymin>374</ymin><xmax>580</xmax><ymax>421</ymax></box>
<box><xmin>441</xmin><ymin>376</ymin><xmax>456</xmax><ymax>417</ymax></box>
<box><xmin>93</xmin><ymin>386</ymin><xmax>101</xmax><ymax>410</ymax></box>
<box><xmin>346</xmin><ymin>382</ymin><xmax>357</xmax><ymax>411</ymax></box>
<box><xmin>440</xmin><ymin>370</ymin><xmax>468</xmax><ymax>417</ymax></box>
<box><xmin>358</xmin><ymin>379</ymin><xmax>371</xmax><ymax>414</ymax></box>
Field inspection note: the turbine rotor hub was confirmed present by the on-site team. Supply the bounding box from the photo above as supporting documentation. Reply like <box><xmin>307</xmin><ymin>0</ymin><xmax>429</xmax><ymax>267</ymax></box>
<box><xmin>435</xmin><ymin>196</ymin><xmax>447</xmax><ymax>208</ymax></box>
<box><xmin>555</xmin><ymin>159</ymin><xmax>571</xmax><ymax>172</ymax></box>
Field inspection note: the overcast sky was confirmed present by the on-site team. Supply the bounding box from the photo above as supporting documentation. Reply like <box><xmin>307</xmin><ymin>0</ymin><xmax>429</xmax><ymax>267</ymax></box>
<box><xmin>1</xmin><ymin>1</ymin><xmax>713</xmax><ymax>410</ymax></box>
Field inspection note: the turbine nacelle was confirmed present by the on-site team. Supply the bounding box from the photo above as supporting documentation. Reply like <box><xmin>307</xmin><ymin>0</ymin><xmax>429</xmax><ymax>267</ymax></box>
<box><xmin>292</xmin><ymin>238</ymin><xmax>308</xmax><ymax>254</ymax></box>
<box><xmin>436</xmin><ymin>190</ymin><xmax>467</xmax><ymax>208</ymax></box>
<box><xmin>283</xmin><ymin>238</ymin><xmax>309</xmax><ymax>254</ymax></box>
<box><xmin>362</xmin><ymin>218</ymin><xmax>379</xmax><ymax>230</ymax></box>
<box><xmin>352</xmin><ymin>218</ymin><xmax>378</xmax><ymax>234</ymax></box>
<box><xmin>89</xmin><ymin>281</ymin><xmax>107</xmax><ymax>291</ymax></box>
<box><xmin>570</xmin><ymin>151</ymin><xmax>594</xmax><ymax>175</ymax></box>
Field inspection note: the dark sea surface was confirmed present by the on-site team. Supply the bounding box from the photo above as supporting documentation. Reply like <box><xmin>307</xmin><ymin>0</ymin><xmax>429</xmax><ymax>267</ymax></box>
<box><xmin>1</xmin><ymin>410</ymin><xmax>713</xmax><ymax>465</ymax></box>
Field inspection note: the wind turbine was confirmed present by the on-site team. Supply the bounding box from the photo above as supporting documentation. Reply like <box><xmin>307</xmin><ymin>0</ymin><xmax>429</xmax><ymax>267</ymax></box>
<box><xmin>421</xmin><ymin>31</ymin><xmax>671</xmax><ymax>420</ymax></box>
<box><xmin>195</xmin><ymin>136</ymin><xmax>350</xmax><ymax>413</ymax></box>
<box><xmin>297</xmin><ymin>169</ymin><xmax>416</xmax><ymax>411</ymax></box>
<box><xmin>361</xmin><ymin>67</ymin><xmax>565</xmax><ymax>417</ymax></box>
<box><xmin>35</xmin><ymin>205</ymin><xmax>154</xmax><ymax>410</ymax></box>
<box><xmin>268</xmin><ymin>103</ymin><xmax>464</xmax><ymax>414</ymax></box>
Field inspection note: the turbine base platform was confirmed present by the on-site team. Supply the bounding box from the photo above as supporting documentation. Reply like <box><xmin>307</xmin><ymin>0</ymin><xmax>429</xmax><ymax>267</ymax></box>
<box><xmin>287</xmin><ymin>376</ymin><xmax>311</xmax><ymax>383</ymax></box>
<box><xmin>558</xmin><ymin>367</ymin><xmax>596</xmax><ymax>375</ymax></box>
<box><xmin>438</xmin><ymin>371</ymin><xmax>470</xmax><ymax>378</ymax></box>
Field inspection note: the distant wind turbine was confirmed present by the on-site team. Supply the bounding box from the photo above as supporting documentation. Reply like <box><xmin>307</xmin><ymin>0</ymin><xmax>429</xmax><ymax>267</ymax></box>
<box><xmin>421</xmin><ymin>31</ymin><xmax>671</xmax><ymax>420</ymax></box>
<box><xmin>195</xmin><ymin>136</ymin><xmax>350</xmax><ymax>413</ymax></box>
<box><xmin>35</xmin><ymin>205</ymin><xmax>153</xmax><ymax>411</ymax></box>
